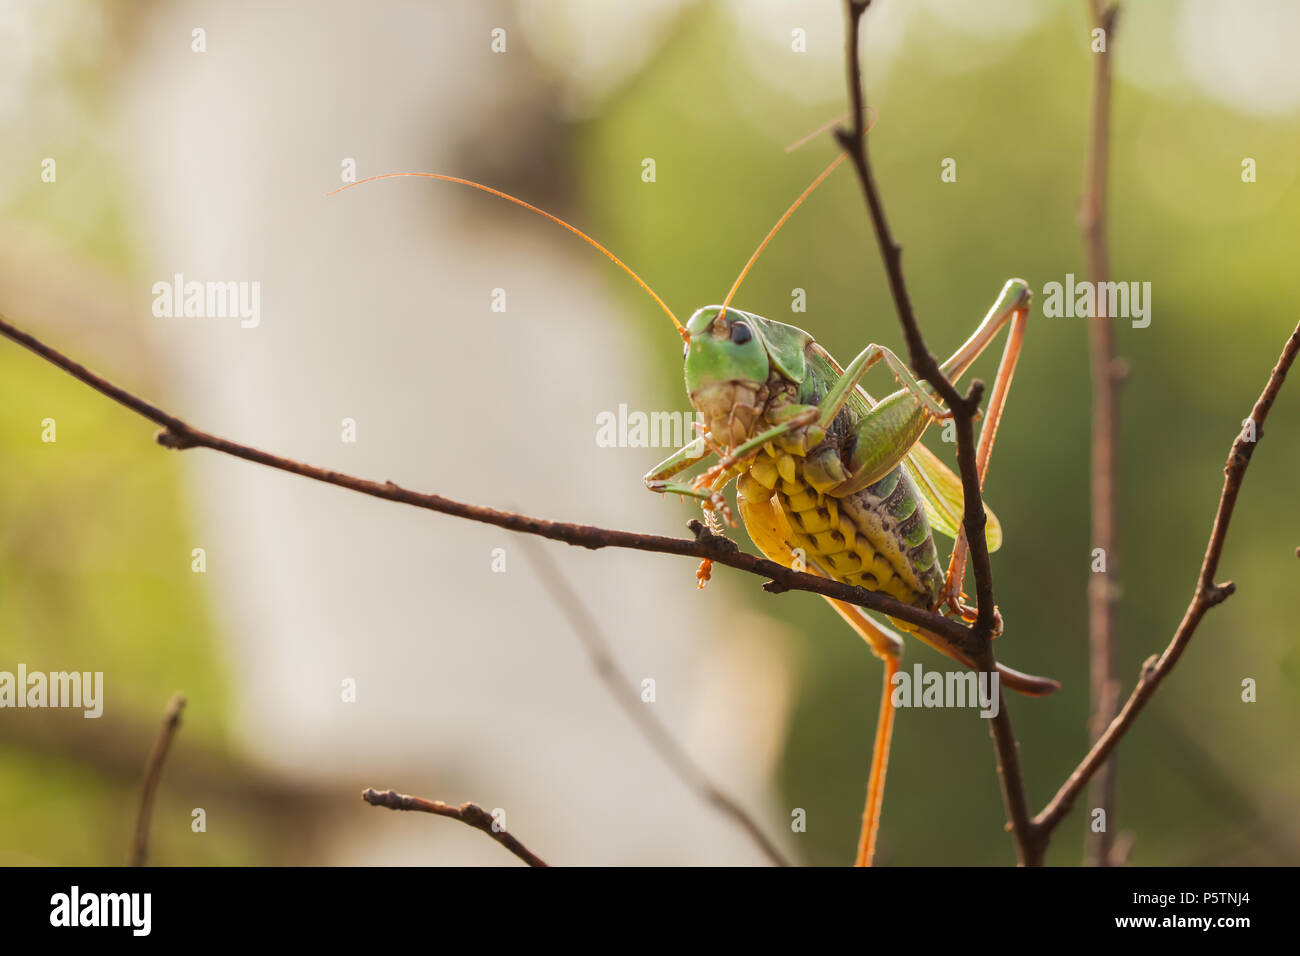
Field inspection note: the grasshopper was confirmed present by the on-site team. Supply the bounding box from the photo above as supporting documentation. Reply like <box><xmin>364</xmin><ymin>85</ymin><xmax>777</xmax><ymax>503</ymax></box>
<box><xmin>633</xmin><ymin>150</ymin><xmax>1057</xmax><ymax>865</ymax></box>
<box><xmin>332</xmin><ymin>152</ymin><xmax>1058</xmax><ymax>866</ymax></box>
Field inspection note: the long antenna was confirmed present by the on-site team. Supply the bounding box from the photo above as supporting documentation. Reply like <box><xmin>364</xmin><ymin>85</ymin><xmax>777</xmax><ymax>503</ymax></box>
<box><xmin>719</xmin><ymin>108</ymin><xmax>878</xmax><ymax>320</ymax></box>
<box><xmin>327</xmin><ymin>172</ymin><xmax>687</xmax><ymax>340</ymax></box>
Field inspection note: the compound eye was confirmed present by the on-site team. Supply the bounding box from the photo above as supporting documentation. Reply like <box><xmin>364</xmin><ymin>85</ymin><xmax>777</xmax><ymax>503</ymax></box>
<box><xmin>730</xmin><ymin>322</ymin><xmax>752</xmax><ymax>345</ymax></box>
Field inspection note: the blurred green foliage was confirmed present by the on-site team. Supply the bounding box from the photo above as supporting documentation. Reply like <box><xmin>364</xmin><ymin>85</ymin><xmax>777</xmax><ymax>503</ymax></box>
<box><xmin>0</xmin><ymin>347</ymin><xmax>248</xmax><ymax>863</ymax></box>
<box><xmin>0</xmin><ymin>62</ymin><xmax>247</xmax><ymax>859</ymax></box>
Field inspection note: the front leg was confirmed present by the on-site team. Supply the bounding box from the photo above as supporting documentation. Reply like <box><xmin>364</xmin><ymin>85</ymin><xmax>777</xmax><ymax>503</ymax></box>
<box><xmin>644</xmin><ymin>436</ymin><xmax>740</xmax><ymax>526</ymax></box>
<box><xmin>644</xmin><ymin>435</ymin><xmax>718</xmax><ymax>502</ymax></box>
<box><xmin>645</xmin><ymin>437</ymin><xmax>742</xmax><ymax>586</ymax></box>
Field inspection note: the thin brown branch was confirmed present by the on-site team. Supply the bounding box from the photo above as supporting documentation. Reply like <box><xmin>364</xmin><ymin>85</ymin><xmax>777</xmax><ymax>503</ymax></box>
<box><xmin>130</xmin><ymin>693</ymin><xmax>185</xmax><ymax>866</ymax></box>
<box><xmin>834</xmin><ymin>0</ymin><xmax>1036</xmax><ymax>864</ymax></box>
<box><xmin>361</xmin><ymin>788</ymin><xmax>548</xmax><ymax>866</ymax></box>
<box><xmin>970</xmin><ymin>641</ymin><xmax>1037</xmax><ymax>860</ymax></box>
<box><xmin>1035</xmin><ymin>319</ymin><xmax>1300</xmax><ymax>837</ymax></box>
<box><xmin>518</xmin><ymin>536</ymin><xmax>791</xmax><ymax>866</ymax></box>
<box><xmin>0</xmin><ymin>309</ymin><xmax>983</xmax><ymax>657</ymax></box>
<box><xmin>1080</xmin><ymin>0</ymin><xmax>1124</xmax><ymax>868</ymax></box>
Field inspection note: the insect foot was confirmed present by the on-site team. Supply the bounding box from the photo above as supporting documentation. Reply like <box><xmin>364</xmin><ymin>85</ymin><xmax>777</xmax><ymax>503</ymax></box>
<box><xmin>945</xmin><ymin>591</ymin><xmax>979</xmax><ymax>622</ymax></box>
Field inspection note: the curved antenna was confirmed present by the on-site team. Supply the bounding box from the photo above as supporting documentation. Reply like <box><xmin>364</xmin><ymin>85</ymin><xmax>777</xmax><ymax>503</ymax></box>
<box><xmin>327</xmin><ymin>172</ymin><xmax>686</xmax><ymax>340</ymax></box>
<box><xmin>719</xmin><ymin>107</ymin><xmax>878</xmax><ymax>320</ymax></box>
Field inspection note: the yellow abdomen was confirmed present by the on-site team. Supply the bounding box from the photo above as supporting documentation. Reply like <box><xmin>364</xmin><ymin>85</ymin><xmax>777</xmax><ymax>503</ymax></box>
<box><xmin>735</xmin><ymin>446</ymin><xmax>942</xmax><ymax>609</ymax></box>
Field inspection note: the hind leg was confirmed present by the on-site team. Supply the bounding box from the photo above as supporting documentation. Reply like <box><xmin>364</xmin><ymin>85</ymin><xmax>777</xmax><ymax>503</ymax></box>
<box><xmin>826</xmin><ymin>598</ymin><xmax>903</xmax><ymax>867</ymax></box>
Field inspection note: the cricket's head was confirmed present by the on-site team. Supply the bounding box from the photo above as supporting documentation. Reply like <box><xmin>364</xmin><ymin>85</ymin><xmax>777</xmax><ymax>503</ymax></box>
<box><xmin>682</xmin><ymin>306</ymin><xmax>772</xmax><ymax>448</ymax></box>
<box><xmin>677</xmin><ymin>139</ymin><xmax>853</xmax><ymax>450</ymax></box>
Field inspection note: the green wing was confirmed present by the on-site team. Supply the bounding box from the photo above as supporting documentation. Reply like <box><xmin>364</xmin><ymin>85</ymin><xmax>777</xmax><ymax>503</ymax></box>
<box><xmin>905</xmin><ymin>440</ymin><xmax>1002</xmax><ymax>552</ymax></box>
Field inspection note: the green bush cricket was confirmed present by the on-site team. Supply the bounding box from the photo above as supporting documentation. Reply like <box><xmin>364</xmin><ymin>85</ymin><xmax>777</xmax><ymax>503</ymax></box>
<box><xmin>331</xmin><ymin>148</ymin><xmax>1059</xmax><ymax>866</ymax></box>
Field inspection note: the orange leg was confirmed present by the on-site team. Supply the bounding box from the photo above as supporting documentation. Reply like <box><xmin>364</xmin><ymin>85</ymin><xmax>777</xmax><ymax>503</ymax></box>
<box><xmin>856</xmin><ymin>654</ymin><xmax>900</xmax><ymax>867</ymax></box>
<box><xmin>825</xmin><ymin>598</ymin><xmax>903</xmax><ymax>867</ymax></box>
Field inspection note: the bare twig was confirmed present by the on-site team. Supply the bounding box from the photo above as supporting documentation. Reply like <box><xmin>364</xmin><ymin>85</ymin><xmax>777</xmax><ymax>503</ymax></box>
<box><xmin>834</xmin><ymin>0</ymin><xmax>1037</xmax><ymax>864</ymax></box>
<box><xmin>1080</xmin><ymin>0</ymin><xmax>1124</xmax><ymax>868</ymax></box>
<box><xmin>0</xmin><ymin>310</ymin><xmax>983</xmax><ymax>656</ymax></box>
<box><xmin>518</xmin><ymin>537</ymin><xmax>791</xmax><ymax>866</ymax></box>
<box><xmin>970</xmin><ymin>641</ymin><xmax>1038</xmax><ymax>862</ymax></box>
<box><xmin>361</xmin><ymin>788</ymin><xmax>547</xmax><ymax>867</ymax></box>
<box><xmin>1035</xmin><ymin>320</ymin><xmax>1300</xmax><ymax>837</ymax></box>
<box><xmin>130</xmin><ymin>693</ymin><xmax>185</xmax><ymax>866</ymax></box>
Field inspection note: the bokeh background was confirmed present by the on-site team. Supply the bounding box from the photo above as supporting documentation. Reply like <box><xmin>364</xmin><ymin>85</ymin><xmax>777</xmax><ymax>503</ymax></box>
<box><xmin>2</xmin><ymin>0</ymin><xmax>1298</xmax><ymax>866</ymax></box>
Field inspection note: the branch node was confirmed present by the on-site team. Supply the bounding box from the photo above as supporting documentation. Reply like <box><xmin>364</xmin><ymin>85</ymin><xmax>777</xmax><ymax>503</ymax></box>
<box><xmin>1139</xmin><ymin>654</ymin><xmax>1159</xmax><ymax>679</ymax></box>
<box><xmin>457</xmin><ymin>802</ymin><xmax>490</xmax><ymax>827</ymax></box>
<box><xmin>688</xmin><ymin>519</ymin><xmax>738</xmax><ymax>556</ymax></box>
<box><xmin>155</xmin><ymin>428</ymin><xmax>197</xmax><ymax>450</ymax></box>
<box><xmin>1204</xmin><ymin>581</ymin><xmax>1236</xmax><ymax>607</ymax></box>
<box><xmin>361</xmin><ymin>787</ymin><xmax>401</xmax><ymax>809</ymax></box>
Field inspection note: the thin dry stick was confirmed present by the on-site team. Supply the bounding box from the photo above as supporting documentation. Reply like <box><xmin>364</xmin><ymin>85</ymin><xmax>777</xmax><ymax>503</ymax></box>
<box><xmin>1081</xmin><ymin>0</ymin><xmax>1124</xmax><ymax>869</ymax></box>
<box><xmin>834</xmin><ymin>0</ymin><xmax>1037</xmax><ymax>864</ymax></box>
<box><xmin>518</xmin><ymin>536</ymin><xmax>791</xmax><ymax>866</ymax></box>
<box><xmin>0</xmin><ymin>310</ymin><xmax>983</xmax><ymax>656</ymax></box>
<box><xmin>130</xmin><ymin>693</ymin><xmax>185</xmax><ymax>866</ymax></box>
<box><xmin>361</xmin><ymin>788</ymin><xmax>547</xmax><ymax>867</ymax></box>
<box><xmin>1035</xmin><ymin>319</ymin><xmax>1300</xmax><ymax>837</ymax></box>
